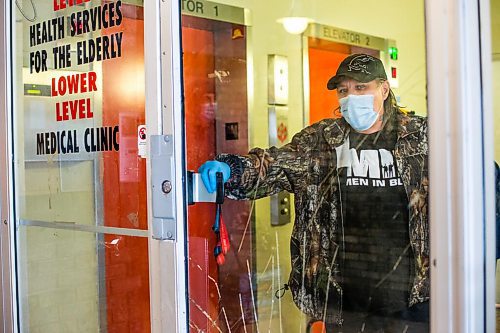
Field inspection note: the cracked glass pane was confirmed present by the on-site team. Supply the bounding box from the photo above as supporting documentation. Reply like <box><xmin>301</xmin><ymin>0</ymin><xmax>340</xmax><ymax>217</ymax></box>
<box><xmin>182</xmin><ymin>1</ymin><xmax>429</xmax><ymax>332</ymax></box>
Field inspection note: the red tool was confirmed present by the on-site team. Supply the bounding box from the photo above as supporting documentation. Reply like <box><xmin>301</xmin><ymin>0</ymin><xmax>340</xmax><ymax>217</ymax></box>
<box><xmin>213</xmin><ymin>172</ymin><xmax>230</xmax><ymax>265</ymax></box>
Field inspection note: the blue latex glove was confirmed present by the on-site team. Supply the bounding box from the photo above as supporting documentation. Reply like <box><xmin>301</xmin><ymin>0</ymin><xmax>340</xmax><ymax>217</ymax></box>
<box><xmin>198</xmin><ymin>160</ymin><xmax>231</xmax><ymax>193</ymax></box>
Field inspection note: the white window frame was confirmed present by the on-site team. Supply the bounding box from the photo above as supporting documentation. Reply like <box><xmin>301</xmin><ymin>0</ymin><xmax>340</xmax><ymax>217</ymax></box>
<box><xmin>144</xmin><ymin>0</ymin><xmax>189</xmax><ymax>332</ymax></box>
<box><xmin>426</xmin><ymin>0</ymin><xmax>496</xmax><ymax>332</ymax></box>
<box><xmin>0</xmin><ymin>0</ymin><xmax>17</xmax><ymax>331</ymax></box>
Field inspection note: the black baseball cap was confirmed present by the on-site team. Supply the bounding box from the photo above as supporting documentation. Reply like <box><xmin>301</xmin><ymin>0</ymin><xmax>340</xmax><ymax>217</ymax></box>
<box><xmin>327</xmin><ymin>53</ymin><xmax>388</xmax><ymax>90</ymax></box>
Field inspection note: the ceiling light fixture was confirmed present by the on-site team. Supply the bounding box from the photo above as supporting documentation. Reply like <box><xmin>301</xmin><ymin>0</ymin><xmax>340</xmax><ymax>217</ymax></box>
<box><xmin>277</xmin><ymin>0</ymin><xmax>313</xmax><ymax>35</ymax></box>
<box><xmin>277</xmin><ymin>17</ymin><xmax>313</xmax><ymax>35</ymax></box>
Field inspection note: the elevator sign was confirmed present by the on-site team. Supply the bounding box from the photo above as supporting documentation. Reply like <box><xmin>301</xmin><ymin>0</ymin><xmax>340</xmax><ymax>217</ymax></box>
<box><xmin>306</xmin><ymin>24</ymin><xmax>386</xmax><ymax>51</ymax></box>
<box><xmin>181</xmin><ymin>0</ymin><xmax>246</xmax><ymax>25</ymax></box>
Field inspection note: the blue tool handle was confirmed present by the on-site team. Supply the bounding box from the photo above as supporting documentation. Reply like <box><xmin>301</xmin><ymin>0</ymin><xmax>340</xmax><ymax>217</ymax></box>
<box><xmin>213</xmin><ymin>204</ymin><xmax>221</xmax><ymax>233</ymax></box>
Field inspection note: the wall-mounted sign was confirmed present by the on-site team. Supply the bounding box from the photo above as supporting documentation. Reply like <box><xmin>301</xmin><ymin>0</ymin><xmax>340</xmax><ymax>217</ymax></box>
<box><xmin>306</xmin><ymin>23</ymin><xmax>386</xmax><ymax>51</ymax></box>
<box><xmin>138</xmin><ymin>125</ymin><xmax>147</xmax><ymax>158</ymax></box>
<box><xmin>277</xmin><ymin>122</ymin><xmax>288</xmax><ymax>144</ymax></box>
<box><xmin>181</xmin><ymin>0</ymin><xmax>247</xmax><ymax>25</ymax></box>
<box><xmin>268</xmin><ymin>106</ymin><xmax>289</xmax><ymax>148</ymax></box>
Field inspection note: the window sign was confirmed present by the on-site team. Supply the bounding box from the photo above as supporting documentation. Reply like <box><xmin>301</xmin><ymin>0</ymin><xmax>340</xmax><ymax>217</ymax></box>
<box><xmin>25</xmin><ymin>1</ymin><xmax>126</xmax><ymax>161</ymax></box>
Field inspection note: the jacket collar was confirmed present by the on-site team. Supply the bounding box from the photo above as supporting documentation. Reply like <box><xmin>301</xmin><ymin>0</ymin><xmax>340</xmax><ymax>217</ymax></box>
<box><xmin>395</xmin><ymin>111</ymin><xmax>423</xmax><ymax>140</ymax></box>
<box><xmin>323</xmin><ymin>118</ymin><xmax>350</xmax><ymax>147</ymax></box>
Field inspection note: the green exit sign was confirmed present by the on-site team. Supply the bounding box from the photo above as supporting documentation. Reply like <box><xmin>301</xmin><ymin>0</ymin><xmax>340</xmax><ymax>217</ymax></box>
<box><xmin>389</xmin><ymin>47</ymin><xmax>398</xmax><ymax>60</ymax></box>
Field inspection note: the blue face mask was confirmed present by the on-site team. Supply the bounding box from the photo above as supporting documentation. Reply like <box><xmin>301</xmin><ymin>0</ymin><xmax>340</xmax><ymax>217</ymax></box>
<box><xmin>339</xmin><ymin>94</ymin><xmax>381</xmax><ymax>132</ymax></box>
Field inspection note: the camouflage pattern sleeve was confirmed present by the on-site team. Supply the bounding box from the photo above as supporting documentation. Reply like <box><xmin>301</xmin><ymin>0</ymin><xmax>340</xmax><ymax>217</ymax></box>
<box><xmin>216</xmin><ymin>129</ymin><xmax>311</xmax><ymax>200</ymax></box>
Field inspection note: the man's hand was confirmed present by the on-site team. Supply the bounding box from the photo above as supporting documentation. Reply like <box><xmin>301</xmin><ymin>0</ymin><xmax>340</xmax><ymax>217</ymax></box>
<box><xmin>198</xmin><ymin>161</ymin><xmax>231</xmax><ymax>193</ymax></box>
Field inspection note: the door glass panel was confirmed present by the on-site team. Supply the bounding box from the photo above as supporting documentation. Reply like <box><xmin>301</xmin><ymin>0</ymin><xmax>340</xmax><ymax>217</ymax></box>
<box><xmin>491</xmin><ymin>0</ymin><xmax>500</xmax><ymax>324</ymax></box>
<box><xmin>182</xmin><ymin>1</ymin><xmax>429</xmax><ymax>332</ymax></box>
<box><xmin>17</xmin><ymin>229</ymin><xmax>150</xmax><ymax>332</ymax></box>
<box><xmin>12</xmin><ymin>1</ymin><xmax>150</xmax><ymax>331</ymax></box>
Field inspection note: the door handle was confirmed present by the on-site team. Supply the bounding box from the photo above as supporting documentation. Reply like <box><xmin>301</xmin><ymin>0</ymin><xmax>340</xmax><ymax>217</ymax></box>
<box><xmin>186</xmin><ymin>171</ymin><xmax>217</xmax><ymax>205</ymax></box>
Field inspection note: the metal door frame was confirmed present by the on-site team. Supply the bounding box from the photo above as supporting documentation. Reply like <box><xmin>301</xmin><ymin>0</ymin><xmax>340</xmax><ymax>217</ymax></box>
<box><xmin>0</xmin><ymin>0</ymin><xmax>496</xmax><ymax>332</ymax></box>
<box><xmin>145</xmin><ymin>0</ymin><xmax>188</xmax><ymax>332</ymax></box>
<box><xmin>0</xmin><ymin>0</ymin><xmax>17</xmax><ymax>331</ymax></box>
<box><xmin>426</xmin><ymin>0</ymin><xmax>496</xmax><ymax>332</ymax></box>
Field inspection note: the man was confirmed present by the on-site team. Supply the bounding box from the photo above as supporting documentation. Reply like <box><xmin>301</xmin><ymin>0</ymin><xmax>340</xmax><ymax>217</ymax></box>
<box><xmin>199</xmin><ymin>54</ymin><xmax>429</xmax><ymax>332</ymax></box>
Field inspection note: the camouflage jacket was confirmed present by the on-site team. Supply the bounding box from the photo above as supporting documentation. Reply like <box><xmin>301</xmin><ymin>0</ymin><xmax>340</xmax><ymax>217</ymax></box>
<box><xmin>217</xmin><ymin>111</ymin><xmax>429</xmax><ymax>319</ymax></box>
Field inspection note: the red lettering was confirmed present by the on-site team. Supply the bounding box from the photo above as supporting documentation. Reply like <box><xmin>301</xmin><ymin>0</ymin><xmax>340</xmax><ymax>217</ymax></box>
<box><xmin>53</xmin><ymin>0</ymin><xmax>65</xmax><ymax>11</ymax></box>
<box><xmin>58</xmin><ymin>77</ymin><xmax>67</xmax><ymax>96</ymax></box>
<box><xmin>51</xmin><ymin>72</ymin><xmax>98</xmax><ymax>97</ymax></box>
<box><xmin>55</xmin><ymin>100</ymin><xmax>68</xmax><ymax>122</ymax></box>
<box><xmin>54</xmin><ymin>0</ymin><xmax>91</xmax><ymax>11</ymax></box>
<box><xmin>51</xmin><ymin>78</ymin><xmax>57</xmax><ymax>96</ymax></box>
<box><xmin>88</xmin><ymin>71</ymin><xmax>97</xmax><ymax>91</ymax></box>
<box><xmin>55</xmin><ymin>98</ymin><xmax>93</xmax><ymax>122</ymax></box>
<box><xmin>56</xmin><ymin>102</ymin><xmax>62</xmax><ymax>121</ymax></box>
<box><xmin>77</xmin><ymin>99</ymin><xmax>85</xmax><ymax>118</ymax></box>
<box><xmin>67</xmin><ymin>74</ymin><xmax>79</xmax><ymax>94</ymax></box>
<box><xmin>80</xmin><ymin>74</ymin><xmax>87</xmax><ymax>93</ymax></box>
<box><xmin>86</xmin><ymin>98</ymin><xmax>93</xmax><ymax>118</ymax></box>
<box><xmin>69</xmin><ymin>100</ymin><xmax>78</xmax><ymax>119</ymax></box>
<box><xmin>63</xmin><ymin>102</ymin><xmax>69</xmax><ymax>120</ymax></box>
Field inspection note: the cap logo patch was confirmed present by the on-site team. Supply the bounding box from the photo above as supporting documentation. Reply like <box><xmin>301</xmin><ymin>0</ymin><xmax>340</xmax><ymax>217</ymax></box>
<box><xmin>347</xmin><ymin>55</ymin><xmax>375</xmax><ymax>74</ymax></box>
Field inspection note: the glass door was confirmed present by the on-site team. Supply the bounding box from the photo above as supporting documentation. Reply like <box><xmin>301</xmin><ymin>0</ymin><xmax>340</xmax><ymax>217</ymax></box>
<box><xmin>11</xmin><ymin>1</ymin><xmax>153</xmax><ymax>331</ymax></box>
<box><xmin>179</xmin><ymin>0</ymin><xmax>431</xmax><ymax>332</ymax></box>
<box><xmin>174</xmin><ymin>0</ymin><xmax>495</xmax><ymax>331</ymax></box>
<box><xmin>181</xmin><ymin>12</ymin><xmax>253</xmax><ymax>332</ymax></box>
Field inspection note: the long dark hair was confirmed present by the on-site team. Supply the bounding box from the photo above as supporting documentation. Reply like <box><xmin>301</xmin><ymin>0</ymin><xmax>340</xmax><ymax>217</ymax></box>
<box><xmin>381</xmin><ymin>86</ymin><xmax>404</xmax><ymax>133</ymax></box>
<box><xmin>383</xmin><ymin>88</ymin><xmax>401</xmax><ymax>119</ymax></box>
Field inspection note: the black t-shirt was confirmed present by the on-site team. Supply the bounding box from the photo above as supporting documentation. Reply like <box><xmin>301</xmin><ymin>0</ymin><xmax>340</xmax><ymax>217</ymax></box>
<box><xmin>335</xmin><ymin>129</ymin><xmax>412</xmax><ymax>316</ymax></box>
